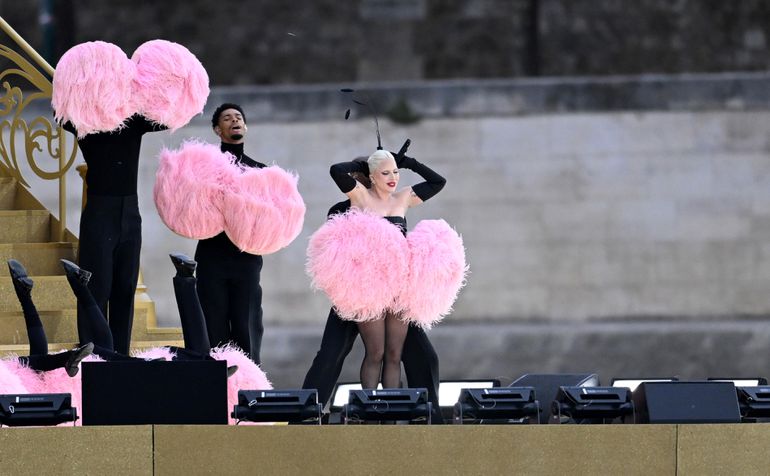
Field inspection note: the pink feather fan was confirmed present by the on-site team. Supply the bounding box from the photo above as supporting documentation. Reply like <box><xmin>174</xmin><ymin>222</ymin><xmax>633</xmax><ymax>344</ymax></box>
<box><xmin>131</xmin><ymin>39</ymin><xmax>210</xmax><ymax>131</ymax></box>
<box><xmin>223</xmin><ymin>165</ymin><xmax>306</xmax><ymax>255</ymax></box>
<box><xmin>399</xmin><ymin>220</ymin><xmax>468</xmax><ymax>329</ymax></box>
<box><xmin>154</xmin><ymin>140</ymin><xmax>235</xmax><ymax>239</ymax></box>
<box><xmin>52</xmin><ymin>41</ymin><xmax>136</xmax><ymax>137</ymax></box>
<box><xmin>307</xmin><ymin>209</ymin><xmax>409</xmax><ymax>322</ymax></box>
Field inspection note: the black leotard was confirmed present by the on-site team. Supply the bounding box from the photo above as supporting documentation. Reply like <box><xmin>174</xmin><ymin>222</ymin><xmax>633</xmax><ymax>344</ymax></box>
<box><xmin>384</xmin><ymin>216</ymin><xmax>407</xmax><ymax>236</ymax></box>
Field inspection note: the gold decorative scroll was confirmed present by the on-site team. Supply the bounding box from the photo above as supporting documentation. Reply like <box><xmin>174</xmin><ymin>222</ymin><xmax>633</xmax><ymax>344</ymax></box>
<box><xmin>0</xmin><ymin>44</ymin><xmax>77</xmax><ymax>187</ymax></box>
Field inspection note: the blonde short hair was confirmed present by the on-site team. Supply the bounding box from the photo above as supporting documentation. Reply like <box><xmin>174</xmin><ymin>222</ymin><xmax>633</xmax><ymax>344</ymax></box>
<box><xmin>367</xmin><ymin>149</ymin><xmax>395</xmax><ymax>175</ymax></box>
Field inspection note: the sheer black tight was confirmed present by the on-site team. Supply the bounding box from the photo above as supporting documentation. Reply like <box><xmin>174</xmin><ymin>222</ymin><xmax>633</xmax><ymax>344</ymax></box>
<box><xmin>357</xmin><ymin>313</ymin><xmax>409</xmax><ymax>389</ymax></box>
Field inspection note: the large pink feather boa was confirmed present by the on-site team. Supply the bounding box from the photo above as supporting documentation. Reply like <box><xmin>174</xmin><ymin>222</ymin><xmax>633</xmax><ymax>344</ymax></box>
<box><xmin>306</xmin><ymin>210</ymin><xmax>468</xmax><ymax>327</ymax></box>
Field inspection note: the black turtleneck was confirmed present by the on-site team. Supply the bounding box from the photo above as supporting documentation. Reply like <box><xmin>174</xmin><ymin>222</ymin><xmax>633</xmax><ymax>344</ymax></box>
<box><xmin>64</xmin><ymin>115</ymin><xmax>167</xmax><ymax>196</ymax></box>
<box><xmin>195</xmin><ymin>142</ymin><xmax>266</xmax><ymax>264</ymax></box>
<box><xmin>220</xmin><ymin>142</ymin><xmax>265</xmax><ymax>169</ymax></box>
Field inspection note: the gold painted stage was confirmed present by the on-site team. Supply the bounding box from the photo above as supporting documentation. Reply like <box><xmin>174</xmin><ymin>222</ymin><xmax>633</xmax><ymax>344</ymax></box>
<box><xmin>1</xmin><ymin>424</ymin><xmax>769</xmax><ymax>475</ymax></box>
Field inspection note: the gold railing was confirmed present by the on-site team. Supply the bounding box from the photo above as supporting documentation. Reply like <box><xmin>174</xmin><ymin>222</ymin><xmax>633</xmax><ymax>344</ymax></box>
<box><xmin>0</xmin><ymin>16</ymin><xmax>78</xmax><ymax>241</ymax></box>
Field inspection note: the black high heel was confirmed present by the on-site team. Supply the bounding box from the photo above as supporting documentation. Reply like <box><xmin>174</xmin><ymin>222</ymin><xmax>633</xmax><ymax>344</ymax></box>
<box><xmin>65</xmin><ymin>342</ymin><xmax>94</xmax><ymax>377</ymax></box>
<box><xmin>169</xmin><ymin>253</ymin><xmax>196</xmax><ymax>278</ymax></box>
<box><xmin>60</xmin><ymin>259</ymin><xmax>92</xmax><ymax>286</ymax></box>
<box><xmin>7</xmin><ymin>259</ymin><xmax>33</xmax><ymax>295</ymax></box>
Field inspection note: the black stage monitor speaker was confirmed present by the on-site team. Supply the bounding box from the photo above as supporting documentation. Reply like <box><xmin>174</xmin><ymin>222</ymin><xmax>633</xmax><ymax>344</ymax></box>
<box><xmin>0</xmin><ymin>393</ymin><xmax>77</xmax><ymax>427</ymax></box>
<box><xmin>81</xmin><ymin>360</ymin><xmax>228</xmax><ymax>425</ymax></box>
<box><xmin>454</xmin><ymin>387</ymin><xmax>539</xmax><ymax>424</ymax></box>
<box><xmin>632</xmin><ymin>381</ymin><xmax>741</xmax><ymax>424</ymax></box>
<box><xmin>232</xmin><ymin>389</ymin><xmax>322</xmax><ymax>424</ymax></box>
<box><xmin>552</xmin><ymin>386</ymin><xmax>633</xmax><ymax>423</ymax></box>
<box><xmin>343</xmin><ymin>388</ymin><xmax>432</xmax><ymax>424</ymax></box>
<box><xmin>736</xmin><ymin>386</ymin><xmax>770</xmax><ymax>420</ymax></box>
<box><xmin>510</xmin><ymin>373</ymin><xmax>599</xmax><ymax>424</ymax></box>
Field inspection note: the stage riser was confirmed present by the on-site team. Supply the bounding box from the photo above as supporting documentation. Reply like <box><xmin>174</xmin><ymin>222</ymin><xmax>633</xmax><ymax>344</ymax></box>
<box><xmin>4</xmin><ymin>424</ymin><xmax>770</xmax><ymax>475</ymax></box>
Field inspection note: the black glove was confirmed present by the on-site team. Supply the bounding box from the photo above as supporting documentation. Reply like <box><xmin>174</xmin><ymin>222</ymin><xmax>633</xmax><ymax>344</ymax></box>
<box><xmin>329</xmin><ymin>161</ymin><xmax>369</xmax><ymax>193</ymax></box>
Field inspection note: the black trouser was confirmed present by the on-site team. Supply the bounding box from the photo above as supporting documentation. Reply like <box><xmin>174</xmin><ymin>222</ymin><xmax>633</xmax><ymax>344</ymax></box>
<box><xmin>77</xmin><ymin>194</ymin><xmax>141</xmax><ymax>355</ymax></box>
<box><xmin>196</xmin><ymin>258</ymin><xmax>263</xmax><ymax>364</ymax></box>
<box><xmin>69</xmin><ymin>265</ymin><xmax>212</xmax><ymax>360</ymax></box>
<box><xmin>301</xmin><ymin>308</ymin><xmax>443</xmax><ymax>423</ymax></box>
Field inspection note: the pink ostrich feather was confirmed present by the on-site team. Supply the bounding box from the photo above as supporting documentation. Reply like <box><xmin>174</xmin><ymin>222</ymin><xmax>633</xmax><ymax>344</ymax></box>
<box><xmin>399</xmin><ymin>220</ymin><xmax>468</xmax><ymax>329</ymax></box>
<box><xmin>0</xmin><ymin>359</ymin><xmax>30</xmax><ymax>394</ymax></box>
<box><xmin>131</xmin><ymin>39</ymin><xmax>210</xmax><ymax>131</ymax></box>
<box><xmin>37</xmin><ymin>354</ymin><xmax>105</xmax><ymax>427</ymax></box>
<box><xmin>132</xmin><ymin>346</ymin><xmax>177</xmax><ymax>361</ymax></box>
<box><xmin>52</xmin><ymin>41</ymin><xmax>137</xmax><ymax>137</ymax></box>
<box><xmin>223</xmin><ymin>165</ymin><xmax>306</xmax><ymax>255</ymax></box>
<box><xmin>209</xmin><ymin>345</ymin><xmax>272</xmax><ymax>425</ymax></box>
<box><xmin>154</xmin><ymin>140</ymin><xmax>235</xmax><ymax>239</ymax></box>
<box><xmin>306</xmin><ymin>209</ymin><xmax>409</xmax><ymax>322</ymax></box>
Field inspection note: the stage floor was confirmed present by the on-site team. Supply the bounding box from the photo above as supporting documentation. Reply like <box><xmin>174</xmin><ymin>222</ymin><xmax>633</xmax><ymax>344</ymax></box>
<box><xmin>1</xmin><ymin>423</ymin><xmax>769</xmax><ymax>475</ymax></box>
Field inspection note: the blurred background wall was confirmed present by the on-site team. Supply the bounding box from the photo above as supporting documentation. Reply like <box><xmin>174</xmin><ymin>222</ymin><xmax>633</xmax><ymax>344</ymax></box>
<box><xmin>3</xmin><ymin>0</ymin><xmax>770</xmax><ymax>388</ymax></box>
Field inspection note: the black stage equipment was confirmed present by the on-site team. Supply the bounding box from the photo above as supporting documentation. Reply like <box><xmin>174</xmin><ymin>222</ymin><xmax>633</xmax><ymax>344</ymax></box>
<box><xmin>611</xmin><ymin>377</ymin><xmax>679</xmax><ymax>392</ymax></box>
<box><xmin>82</xmin><ymin>360</ymin><xmax>228</xmax><ymax>425</ymax></box>
<box><xmin>0</xmin><ymin>393</ymin><xmax>77</xmax><ymax>427</ymax></box>
<box><xmin>708</xmin><ymin>377</ymin><xmax>767</xmax><ymax>387</ymax></box>
<box><xmin>232</xmin><ymin>389</ymin><xmax>322</xmax><ymax>424</ymax></box>
<box><xmin>736</xmin><ymin>386</ymin><xmax>770</xmax><ymax>421</ymax></box>
<box><xmin>439</xmin><ymin>379</ymin><xmax>501</xmax><ymax>421</ymax></box>
<box><xmin>632</xmin><ymin>381</ymin><xmax>741</xmax><ymax>424</ymax></box>
<box><xmin>510</xmin><ymin>373</ymin><xmax>599</xmax><ymax>424</ymax></box>
<box><xmin>453</xmin><ymin>387</ymin><xmax>540</xmax><ymax>424</ymax></box>
<box><xmin>343</xmin><ymin>388</ymin><xmax>432</xmax><ymax>424</ymax></box>
<box><xmin>551</xmin><ymin>386</ymin><xmax>633</xmax><ymax>424</ymax></box>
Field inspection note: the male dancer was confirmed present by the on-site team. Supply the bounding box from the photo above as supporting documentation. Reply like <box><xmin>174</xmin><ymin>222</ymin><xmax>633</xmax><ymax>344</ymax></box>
<box><xmin>195</xmin><ymin>103</ymin><xmax>266</xmax><ymax>364</ymax></box>
<box><xmin>302</xmin><ymin>200</ymin><xmax>444</xmax><ymax>423</ymax></box>
<box><xmin>63</xmin><ymin>116</ymin><xmax>166</xmax><ymax>354</ymax></box>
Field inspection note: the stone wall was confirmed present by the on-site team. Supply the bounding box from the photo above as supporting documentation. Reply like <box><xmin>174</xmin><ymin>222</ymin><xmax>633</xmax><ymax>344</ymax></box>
<box><xmin>2</xmin><ymin>0</ymin><xmax>769</xmax><ymax>84</ymax></box>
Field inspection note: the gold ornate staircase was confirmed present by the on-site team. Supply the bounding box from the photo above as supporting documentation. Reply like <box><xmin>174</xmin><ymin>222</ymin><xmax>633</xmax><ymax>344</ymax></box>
<box><xmin>0</xmin><ymin>17</ymin><xmax>182</xmax><ymax>355</ymax></box>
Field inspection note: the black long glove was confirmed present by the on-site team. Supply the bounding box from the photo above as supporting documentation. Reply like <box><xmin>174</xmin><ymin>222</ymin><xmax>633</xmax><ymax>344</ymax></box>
<box><xmin>329</xmin><ymin>161</ymin><xmax>369</xmax><ymax>193</ymax></box>
<box><xmin>393</xmin><ymin>154</ymin><xmax>446</xmax><ymax>202</ymax></box>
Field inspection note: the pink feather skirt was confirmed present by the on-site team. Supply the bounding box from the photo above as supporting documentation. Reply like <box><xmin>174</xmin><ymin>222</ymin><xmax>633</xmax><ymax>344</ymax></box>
<box><xmin>307</xmin><ymin>212</ymin><xmax>468</xmax><ymax>327</ymax></box>
<box><xmin>307</xmin><ymin>210</ymin><xmax>409</xmax><ymax>322</ymax></box>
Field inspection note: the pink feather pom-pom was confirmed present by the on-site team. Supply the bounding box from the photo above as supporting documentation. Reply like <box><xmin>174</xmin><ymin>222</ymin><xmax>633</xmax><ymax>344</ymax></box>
<box><xmin>306</xmin><ymin>209</ymin><xmax>408</xmax><ymax>322</ymax></box>
<box><xmin>36</xmin><ymin>354</ymin><xmax>106</xmax><ymax>426</ymax></box>
<box><xmin>223</xmin><ymin>166</ymin><xmax>306</xmax><ymax>255</ymax></box>
<box><xmin>131</xmin><ymin>39</ymin><xmax>210</xmax><ymax>131</ymax></box>
<box><xmin>52</xmin><ymin>41</ymin><xmax>136</xmax><ymax>137</ymax></box>
<box><xmin>0</xmin><ymin>359</ymin><xmax>31</xmax><ymax>394</ymax></box>
<box><xmin>209</xmin><ymin>345</ymin><xmax>272</xmax><ymax>425</ymax></box>
<box><xmin>132</xmin><ymin>346</ymin><xmax>177</xmax><ymax>361</ymax></box>
<box><xmin>399</xmin><ymin>220</ymin><xmax>468</xmax><ymax>329</ymax></box>
<box><xmin>154</xmin><ymin>141</ymin><xmax>235</xmax><ymax>239</ymax></box>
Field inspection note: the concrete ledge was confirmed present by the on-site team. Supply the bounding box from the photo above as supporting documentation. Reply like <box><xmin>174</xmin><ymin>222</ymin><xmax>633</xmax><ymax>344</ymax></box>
<box><xmin>259</xmin><ymin>320</ymin><xmax>770</xmax><ymax>389</ymax></box>
<box><xmin>200</xmin><ymin>72</ymin><xmax>770</xmax><ymax>123</ymax></box>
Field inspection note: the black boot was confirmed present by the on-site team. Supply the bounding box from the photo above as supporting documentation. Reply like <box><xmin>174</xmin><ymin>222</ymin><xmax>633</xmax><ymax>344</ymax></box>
<box><xmin>169</xmin><ymin>253</ymin><xmax>196</xmax><ymax>278</ymax></box>
<box><xmin>65</xmin><ymin>342</ymin><xmax>94</xmax><ymax>377</ymax></box>
<box><xmin>7</xmin><ymin>259</ymin><xmax>33</xmax><ymax>297</ymax></box>
<box><xmin>60</xmin><ymin>259</ymin><xmax>92</xmax><ymax>286</ymax></box>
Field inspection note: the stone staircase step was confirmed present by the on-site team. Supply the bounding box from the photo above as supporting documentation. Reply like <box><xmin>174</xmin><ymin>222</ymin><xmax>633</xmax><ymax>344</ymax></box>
<box><xmin>0</xmin><ymin>210</ymin><xmax>51</xmax><ymax>243</ymax></box>
<box><xmin>0</xmin><ymin>310</ymin><xmax>79</xmax><ymax>346</ymax></box>
<box><xmin>0</xmin><ymin>276</ymin><xmax>74</xmax><ymax>312</ymax></box>
<box><xmin>0</xmin><ymin>338</ymin><xmax>186</xmax><ymax>358</ymax></box>
<box><xmin>0</xmin><ymin>243</ymin><xmax>76</xmax><ymax>276</ymax></box>
<box><xmin>0</xmin><ymin>177</ymin><xmax>15</xmax><ymax>209</ymax></box>
<box><xmin>0</xmin><ymin>304</ymin><xmax>183</xmax><ymax>345</ymax></box>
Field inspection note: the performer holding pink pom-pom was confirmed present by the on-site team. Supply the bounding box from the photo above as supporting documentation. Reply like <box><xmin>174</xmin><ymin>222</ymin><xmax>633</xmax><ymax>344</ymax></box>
<box><xmin>325</xmin><ymin>146</ymin><xmax>446</xmax><ymax>390</ymax></box>
<box><xmin>194</xmin><ymin>103</ymin><xmax>268</xmax><ymax>364</ymax></box>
